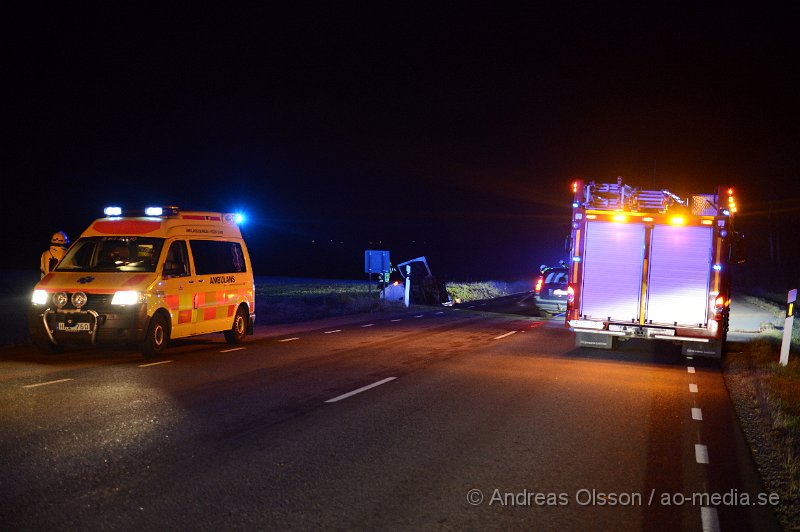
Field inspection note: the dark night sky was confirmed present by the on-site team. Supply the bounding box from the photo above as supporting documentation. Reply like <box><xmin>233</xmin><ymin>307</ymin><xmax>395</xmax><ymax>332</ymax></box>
<box><xmin>4</xmin><ymin>4</ymin><xmax>800</xmax><ymax>282</ymax></box>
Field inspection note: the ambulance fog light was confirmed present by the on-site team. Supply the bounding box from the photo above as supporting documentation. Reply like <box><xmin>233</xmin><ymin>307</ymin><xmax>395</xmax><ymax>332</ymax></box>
<box><xmin>31</xmin><ymin>289</ymin><xmax>48</xmax><ymax>305</ymax></box>
<box><xmin>53</xmin><ymin>292</ymin><xmax>68</xmax><ymax>308</ymax></box>
<box><xmin>71</xmin><ymin>291</ymin><xmax>88</xmax><ymax>308</ymax></box>
<box><xmin>111</xmin><ymin>291</ymin><xmax>143</xmax><ymax>306</ymax></box>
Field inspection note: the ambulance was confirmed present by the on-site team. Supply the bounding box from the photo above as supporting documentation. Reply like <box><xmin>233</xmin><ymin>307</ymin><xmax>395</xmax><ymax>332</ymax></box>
<box><xmin>29</xmin><ymin>206</ymin><xmax>256</xmax><ymax>356</ymax></box>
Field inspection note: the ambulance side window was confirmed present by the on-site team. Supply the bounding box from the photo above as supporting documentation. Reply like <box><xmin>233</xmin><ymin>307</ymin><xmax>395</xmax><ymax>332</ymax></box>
<box><xmin>189</xmin><ymin>240</ymin><xmax>247</xmax><ymax>275</ymax></box>
<box><xmin>163</xmin><ymin>241</ymin><xmax>190</xmax><ymax>278</ymax></box>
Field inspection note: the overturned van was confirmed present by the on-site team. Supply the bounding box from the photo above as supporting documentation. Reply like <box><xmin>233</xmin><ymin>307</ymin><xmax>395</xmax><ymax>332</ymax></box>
<box><xmin>29</xmin><ymin>206</ymin><xmax>255</xmax><ymax>356</ymax></box>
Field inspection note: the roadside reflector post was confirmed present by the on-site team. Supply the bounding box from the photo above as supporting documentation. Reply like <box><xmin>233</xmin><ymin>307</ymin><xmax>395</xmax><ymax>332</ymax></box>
<box><xmin>404</xmin><ymin>264</ymin><xmax>412</xmax><ymax>308</ymax></box>
<box><xmin>780</xmin><ymin>288</ymin><xmax>797</xmax><ymax>366</ymax></box>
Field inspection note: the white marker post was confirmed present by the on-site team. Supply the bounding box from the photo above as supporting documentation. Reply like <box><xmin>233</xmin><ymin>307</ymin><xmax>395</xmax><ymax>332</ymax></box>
<box><xmin>779</xmin><ymin>288</ymin><xmax>797</xmax><ymax>366</ymax></box>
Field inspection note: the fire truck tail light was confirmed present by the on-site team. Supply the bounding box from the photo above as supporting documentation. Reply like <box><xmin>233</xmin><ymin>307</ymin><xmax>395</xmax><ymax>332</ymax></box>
<box><xmin>715</xmin><ymin>296</ymin><xmax>725</xmax><ymax>308</ymax></box>
<box><xmin>567</xmin><ymin>285</ymin><xmax>575</xmax><ymax>303</ymax></box>
<box><xmin>535</xmin><ymin>277</ymin><xmax>543</xmax><ymax>292</ymax></box>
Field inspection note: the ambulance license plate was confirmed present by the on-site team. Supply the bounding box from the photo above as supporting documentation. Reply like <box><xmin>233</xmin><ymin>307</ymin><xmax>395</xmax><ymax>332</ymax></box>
<box><xmin>57</xmin><ymin>322</ymin><xmax>90</xmax><ymax>332</ymax></box>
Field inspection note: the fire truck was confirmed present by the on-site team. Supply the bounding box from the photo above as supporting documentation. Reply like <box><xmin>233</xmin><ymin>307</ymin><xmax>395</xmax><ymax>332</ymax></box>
<box><xmin>565</xmin><ymin>178</ymin><xmax>740</xmax><ymax>357</ymax></box>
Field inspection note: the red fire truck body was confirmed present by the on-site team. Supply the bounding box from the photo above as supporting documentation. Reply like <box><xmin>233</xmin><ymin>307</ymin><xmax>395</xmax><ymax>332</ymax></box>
<box><xmin>566</xmin><ymin>179</ymin><xmax>738</xmax><ymax>358</ymax></box>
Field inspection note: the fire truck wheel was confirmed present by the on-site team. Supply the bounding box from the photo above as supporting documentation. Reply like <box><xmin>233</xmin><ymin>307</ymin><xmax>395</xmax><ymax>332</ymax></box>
<box><xmin>224</xmin><ymin>306</ymin><xmax>248</xmax><ymax>344</ymax></box>
<box><xmin>141</xmin><ymin>312</ymin><xmax>169</xmax><ymax>357</ymax></box>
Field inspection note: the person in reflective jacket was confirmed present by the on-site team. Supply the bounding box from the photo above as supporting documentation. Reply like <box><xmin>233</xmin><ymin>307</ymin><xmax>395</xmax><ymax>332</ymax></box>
<box><xmin>40</xmin><ymin>231</ymin><xmax>69</xmax><ymax>278</ymax></box>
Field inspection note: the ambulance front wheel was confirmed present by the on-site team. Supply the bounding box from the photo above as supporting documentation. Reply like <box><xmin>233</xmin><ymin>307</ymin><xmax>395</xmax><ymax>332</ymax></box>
<box><xmin>142</xmin><ymin>312</ymin><xmax>170</xmax><ymax>357</ymax></box>
<box><xmin>224</xmin><ymin>306</ymin><xmax>248</xmax><ymax>344</ymax></box>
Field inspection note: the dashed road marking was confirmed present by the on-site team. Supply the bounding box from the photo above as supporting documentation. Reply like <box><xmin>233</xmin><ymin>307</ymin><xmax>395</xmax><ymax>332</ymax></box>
<box><xmin>700</xmin><ymin>506</ymin><xmax>720</xmax><ymax>532</ymax></box>
<box><xmin>414</xmin><ymin>315</ymin><xmax>424</xmax><ymax>318</ymax></box>
<box><xmin>324</xmin><ymin>330</ymin><xmax>342</xmax><ymax>334</ymax></box>
<box><xmin>390</xmin><ymin>319</ymin><xmax>402</xmax><ymax>322</ymax></box>
<box><xmin>689</xmin><ymin>383</ymin><xmax>698</xmax><ymax>393</ymax></box>
<box><xmin>139</xmin><ymin>360</ymin><xmax>173</xmax><ymax>368</ymax></box>
<box><xmin>22</xmin><ymin>378</ymin><xmax>74</xmax><ymax>388</ymax></box>
<box><xmin>688</xmin><ymin>366</ymin><xmax>696</xmax><ymax>374</ymax></box>
<box><xmin>493</xmin><ymin>331</ymin><xmax>518</xmax><ymax>340</ymax></box>
<box><xmin>435</xmin><ymin>311</ymin><xmax>444</xmax><ymax>315</ymax></box>
<box><xmin>279</xmin><ymin>337</ymin><xmax>300</xmax><ymax>342</ymax></box>
<box><xmin>692</xmin><ymin>407</ymin><xmax>703</xmax><ymax>420</ymax></box>
<box><xmin>695</xmin><ymin>444</ymin><xmax>710</xmax><ymax>464</ymax></box>
<box><xmin>361</xmin><ymin>323</ymin><xmax>374</xmax><ymax>328</ymax></box>
<box><xmin>325</xmin><ymin>377</ymin><xmax>397</xmax><ymax>403</ymax></box>
<box><xmin>220</xmin><ymin>347</ymin><xmax>246</xmax><ymax>353</ymax></box>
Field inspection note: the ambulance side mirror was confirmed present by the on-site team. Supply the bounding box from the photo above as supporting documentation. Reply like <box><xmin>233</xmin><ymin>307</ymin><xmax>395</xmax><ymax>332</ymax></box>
<box><xmin>162</xmin><ymin>261</ymin><xmax>181</xmax><ymax>278</ymax></box>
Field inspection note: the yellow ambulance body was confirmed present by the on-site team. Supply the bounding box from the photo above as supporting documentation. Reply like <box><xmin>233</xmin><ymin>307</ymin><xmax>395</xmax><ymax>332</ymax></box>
<box><xmin>29</xmin><ymin>207</ymin><xmax>255</xmax><ymax>356</ymax></box>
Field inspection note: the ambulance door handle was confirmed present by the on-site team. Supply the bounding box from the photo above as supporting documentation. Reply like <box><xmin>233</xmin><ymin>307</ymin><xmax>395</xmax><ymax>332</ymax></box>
<box><xmin>197</xmin><ymin>279</ymin><xmax>205</xmax><ymax>283</ymax></box>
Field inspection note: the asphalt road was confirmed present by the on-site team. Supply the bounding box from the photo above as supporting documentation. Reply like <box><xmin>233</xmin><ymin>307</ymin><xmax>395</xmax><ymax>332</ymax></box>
<box><xmin>0</xmin><ymin>298</ymin><xmax>781</xmax><ymax>531</ymax></box>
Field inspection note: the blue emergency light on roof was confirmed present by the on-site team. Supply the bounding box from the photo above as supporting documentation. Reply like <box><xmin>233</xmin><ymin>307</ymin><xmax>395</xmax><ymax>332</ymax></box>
<box><xmin>572</xmin><ymin>256</ymin><xmax>581</xmax><ymax>262</ymax></box>
<box><xmin>722</xmin><ymin>209</ymin><xmax>730</xmax><ymax>216</ymax></box>
<box><xmin>104</xmin><ymin>206</ymin><xmax>122</xmax><ymax>216</ymax></box>
<box><xmin>713</xmin><ymin>264</ymin><xmax>722</xmax><ymax>271</ymax></box>
<box><xmin>234</xmin><ymin>213</ymin><xmax>245</xmax><ymax>224</ymax></box>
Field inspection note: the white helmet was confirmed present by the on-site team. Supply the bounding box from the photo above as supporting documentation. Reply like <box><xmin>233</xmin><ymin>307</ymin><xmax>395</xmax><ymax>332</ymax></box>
<box><xmin>51</xmin><ymin>231</ymin><xmax>69</xmax><ymax>247</ymax></box>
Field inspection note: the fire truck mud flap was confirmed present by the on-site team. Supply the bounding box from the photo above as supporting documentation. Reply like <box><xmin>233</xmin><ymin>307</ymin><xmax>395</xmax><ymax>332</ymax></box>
<box><xmin>575</xmin><ymin>332</ymin><xmax>618</xmax><ymax>350</ymax></box>
<box><xmin>682</xmin><ymin>340</ymin><xmax>723</xmax><ymax>358</ymax></box>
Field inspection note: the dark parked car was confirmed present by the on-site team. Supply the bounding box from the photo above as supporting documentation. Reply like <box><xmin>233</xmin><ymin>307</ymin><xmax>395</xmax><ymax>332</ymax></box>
<box><xmin>534</xmin><ymin>263</ymin><xmax>569</xmax><ymax>315</ymax></box>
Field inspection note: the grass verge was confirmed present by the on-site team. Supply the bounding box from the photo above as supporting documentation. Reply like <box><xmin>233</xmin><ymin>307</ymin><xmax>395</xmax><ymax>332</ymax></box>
<box><xmin>445</xmin><ymin>280</ymin><xmax>531</xmax><ymax>303</ymax></box>
<box><xmin>725</xmin><ymin>337</ymin><xmax>800</xmax><ymax>529</ymax></box>
<box><xmin>254</xmin><ymin>277</ymin><xmax>404</xmax><ymax>323</ymax></box>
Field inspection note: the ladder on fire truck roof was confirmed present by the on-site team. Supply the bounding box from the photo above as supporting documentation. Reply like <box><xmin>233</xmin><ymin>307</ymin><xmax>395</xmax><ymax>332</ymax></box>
<box><xmin>582</xmin><ymin>178</ymin><xmax>714</xmax><ymax>214</ymax></box>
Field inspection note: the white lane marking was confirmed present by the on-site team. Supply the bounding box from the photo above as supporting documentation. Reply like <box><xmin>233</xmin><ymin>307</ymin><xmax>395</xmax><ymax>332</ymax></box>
<box><xmin>435</xmin><ymin>311</ymin><xmax>444</xmax><ymax>315</ymax></box>
<box><xmin>414</xmin><ymin>315</ymin><xmax>424</xmax><ymax>318</ymax></box>
<box><xmin>686</xmin><ymin>356</ymin><xmax>694</xmax><ymax>360</ymax></box>
<box><xmin>325</xmin><ymin>377</ymin><xmax>397</xmax><ymax>403</ymax></box>
<box><xmin>22</xmin><ymin>378</ymin><xmax>74</xmax><ymax>389</ymax></box>
<box><xmin>467</xmin><ymin>305</ymin><xmax>475</xmax><ymax>309</ymax></box>
<box><xmin>220</xmin><ymin>347</ymin><xmax>246</xmax><ymax>353</ymax></box>
<box><xmin>692</xmin><ymin>407</ymin><xmax>703</xmax><ymax>420</ymax></box>
<box><xmin>700</xmin><ymin>506</ymin><xmax>720</xmax><ymax>532</ymax></box>
<box><xmin>494</xmin><ymin>331</ymin><xmax>518</xmax><ymax>340</ymax></box>
<box><xmin>390</xmin><ymin>319</ymin><xmax>402</xmax><ymax>322</ymax></box>
<box><xmin>279</xmin><ymin>338</ymin><xmax>300</xmax><ymax>342</ymax></box>
<box><xmin>688</xmin><ymin>366</ymin><xmax>696</xmax><ymax>374</ymax></box>
<box><xmin>139</xmin><ymin>360</ymin><xmax>174</xmax><ymax>367</ymax></box>
<box><xmin>324</xmin><ymin>329</ymin><xmax>342</xmax><ymax>334</ymax></box>
<box><xmin>361</xmin><ymin>323</ymin><xmax>374</xmax><ymax>328</ymax></box>
<box><xmin>453</xmin><ymin>308</ymin><xmax>461</xmax><ymax>311</ymax></box>
<box><xmin>695</xmin><ymin>444</ymin><xmax>710</xmax><ymax>464</ymax></box>
<box><xmin>689</xmin><ymin>383</ymin><xmax>698</xmax><ymax>393</ymax></box>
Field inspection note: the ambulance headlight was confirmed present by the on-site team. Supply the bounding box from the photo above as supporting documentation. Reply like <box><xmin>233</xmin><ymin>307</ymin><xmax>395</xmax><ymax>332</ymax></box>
<box><xmin>111</xmin><ymin>290</ymin><xmax>144</xmax><ymax>306</ymax></box>
<box><xmin>71</xmin><ymin>291</ymin><xmax>88</xmax><ymax>309</ymax></box>
<box><xmin>53</xmin><ymin>292</ymin><xmax>68</xmax><ymax>308</ymax></box>
<box><xmin>31</xmin><ymin>290</ymin><xmax>48</xmax><ymax>305</ymax></box>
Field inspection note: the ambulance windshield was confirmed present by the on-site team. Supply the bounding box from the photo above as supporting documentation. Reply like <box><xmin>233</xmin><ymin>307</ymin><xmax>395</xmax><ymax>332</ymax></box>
<box><xmin>55</xmin><ymin>237</ymin><xmax>165</xmax><ymax>273</ymax></box>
